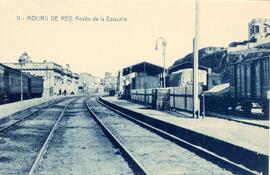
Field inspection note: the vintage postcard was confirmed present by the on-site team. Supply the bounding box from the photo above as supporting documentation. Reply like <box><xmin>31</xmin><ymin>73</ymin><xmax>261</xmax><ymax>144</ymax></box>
<box><xmin>0</xmin><ymin>0</ymin><xmax>269</xmax><ymax>174</ymax></box>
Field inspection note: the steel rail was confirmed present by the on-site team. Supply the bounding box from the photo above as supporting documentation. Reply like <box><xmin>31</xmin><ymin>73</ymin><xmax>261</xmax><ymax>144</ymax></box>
<box><xmin>0</xmin><ymin>98</ymin><xmax>67</xmax><ymax>133</ymax></box>
<box><xmin>28</xmin><ymin>98</ymin><xmax>78</xmax><ymax>175</ymax></box>
<box><xmin>96</xmin><ymin>98</ymin><xmax>259</xmax><ymax>175</ymax></box>
<box><xmin>84</xmin><ymin>100</ymin><xmax>151</xmax><ymax>175</ymax></box>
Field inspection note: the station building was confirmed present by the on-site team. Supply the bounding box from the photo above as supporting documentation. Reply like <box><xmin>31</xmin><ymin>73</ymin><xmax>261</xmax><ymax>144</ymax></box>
<box><xmin>122</xmin><ymin>62</ymin><xmax>164</xmax><ymax>89</ymax></box>
<box><xmin>4</xmin><ymin>52</ymin><xmax>79</xmax><ymax>97</ymax></box>
<box><xmin>117</xmin><ymin>61</ymin><xmax>164</xmax><ymax>98</ymax></box>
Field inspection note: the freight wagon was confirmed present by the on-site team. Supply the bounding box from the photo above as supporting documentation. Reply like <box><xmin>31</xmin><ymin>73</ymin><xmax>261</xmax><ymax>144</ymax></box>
<box><xmin>0</xmin><ymin>63</ymin><xmax>44</xmax><ymax>103</ymax></box>
<box><xmin>28</xmin><ymin>74</ymin><xmax>43</xmax><ymax>98</ymax></box>
<box><xmin>205</xmin><ymin>55</ymin><xmax>270</xmax><ymax>117</ymax></box>
<box><xmin>229</xmin><ymin>55</ymin><xmax>269</xmax><ymax>115</ymax></box>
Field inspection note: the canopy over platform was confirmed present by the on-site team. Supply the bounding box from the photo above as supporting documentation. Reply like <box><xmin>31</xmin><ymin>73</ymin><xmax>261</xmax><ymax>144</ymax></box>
<box><xmin>168</xmin><ymin>61</ymin><xmax>208</xmax><ymax>74</ymax></box>
<box><xmin>122</xmin><ymin>61</ymin><xmax>165</xmax><ymax>76</ymax></box>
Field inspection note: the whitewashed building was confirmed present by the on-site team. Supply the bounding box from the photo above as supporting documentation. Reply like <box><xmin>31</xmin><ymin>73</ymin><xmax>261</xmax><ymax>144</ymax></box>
<box><xmin>78</xmin><ymin>73</ymin><xmax>96</xmax><ymax>94</ymax></box>
<box><xmin>4</xmin><ymin>52</ymin><xmax>79</xmax><ymax>96</ymax></box>
<box><xmin>61</xmin><ymin>64</ymin><xmax>79</xmax><ymax>95</ymax></box>
<box><xmin>248</xmin><ymin>18</ymin><xmax>270</xmax><ymax>42</ymax></box>
<box><xmin>97</xmin><ymin>72</ymin><xmax>117</xmax><ymax>94</ymax></box>
<box><xmin>228</xmin><ymin>18</ymin><xmax>270</xmax><ymax>52</ymax></box>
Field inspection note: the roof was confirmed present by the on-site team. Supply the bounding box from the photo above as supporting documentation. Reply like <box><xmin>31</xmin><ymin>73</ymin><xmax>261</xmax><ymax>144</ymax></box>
<box><xmin>122</xmin><ymin>61</ymin><xmax>164</xmax><ymax>76</ymax></box>
<box><xmin>0</xmin><ymin>63</ymin><xmax>43</xmax><ymax>79</ymax></box>
<box><xmin>227</xmin><ymin>49</ymin><xmax>270</xmax><ymax>65</ymax></box>
<box><xmin>168</xmin><ymin>61</ymin><xmax>208</xmax><ymax>74</ymax></box>
<box><xmin>0</xmin><ymin>63</ymin><xmax>22</xmax><ymax>74</ymax></box>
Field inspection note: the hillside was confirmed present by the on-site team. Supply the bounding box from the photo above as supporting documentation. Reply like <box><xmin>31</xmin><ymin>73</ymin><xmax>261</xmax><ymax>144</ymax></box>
<box><xmin>172</xmin><ymin>47</ymin><xmax>227</xmax><ymax>73</ymax></box>
<box><xmin>172</xmin><ymin>44</ymin><xmax>270</xmax><ymax>83</ymax></box>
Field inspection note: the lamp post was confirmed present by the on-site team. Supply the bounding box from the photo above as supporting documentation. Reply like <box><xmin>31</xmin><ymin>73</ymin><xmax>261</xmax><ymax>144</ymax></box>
<box><xmin>46</xmin><ymin>65</ymin><xmax>53</xmax><ymax>96</ymax></box>
<box><xmin>155</xmin><ymin>37</ymin><xmax>167</xmax><ymax>88</ymax></box>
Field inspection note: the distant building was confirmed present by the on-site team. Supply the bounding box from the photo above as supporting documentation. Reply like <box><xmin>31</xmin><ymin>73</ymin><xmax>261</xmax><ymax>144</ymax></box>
<box><xmin>78</xmin><ymin>73</ymin><xmax>96</xmax><ymax>94</ymax></box>
<box><xmin>98</xmin><ymin>72</ymin><xmax>117</xmax><ymax>94</ymax></box>
<box><xmin>4</xmin><ymin>52</ymin><xmax>79</xmax><ymax>96</ymax></box>
<box><xmin>248</xmin><ymin>18</ymin><xmax>270</xmax><ymax>41</ymax></box>
<box><xmin>228</xmin><ymin>18</ymin><xmax>270</xmax><ymax>52</ymax></box>
<box><xmin>94</xmin><ymin>76</ymin><xmax>101</xmax><ymax>90</ymax></box>
<box><xmin>61</xmin><ymin>64</ymin><xmax>79</xmax><ymax>95</ymax></box>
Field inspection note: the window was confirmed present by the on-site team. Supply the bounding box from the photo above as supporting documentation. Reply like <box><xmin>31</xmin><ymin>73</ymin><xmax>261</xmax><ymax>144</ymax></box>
<box><xmin>250</xmin><ymin>28</ymin><xmax>253</xmax><ymax>35</ymax></box>
<box><xmin>264</xmin><ymin>26</ymin><xmax>268</xmax><ymax>33</ymax></box>
<box><xmin>254</xmin><ymin>25</ymin><xmax>259</xmax><ymax>33</ymax></box>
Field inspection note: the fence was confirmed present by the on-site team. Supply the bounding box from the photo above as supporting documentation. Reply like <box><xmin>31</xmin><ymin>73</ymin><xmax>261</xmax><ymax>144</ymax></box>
<box><xmin>130</xmin><ymin>88</ymin><xmax>153</xmax><ymax>105</ymax></box>
<box><xmin>130</xmin><ymin>85</ymin><xmax>203</xmax><ymax>113</ymax></box>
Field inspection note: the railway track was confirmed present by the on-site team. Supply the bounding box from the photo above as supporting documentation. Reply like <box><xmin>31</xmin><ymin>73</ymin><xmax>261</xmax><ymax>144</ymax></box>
<box><xmin>27</xmin><ymin>97</ymin><xmax>133</xmax><ymax>175</ymax></box>
<box><xmin>0</xmin><ymin>98</ymin><xmax>70</xmax><ymax>133</ymax></box>
<box><xmin>0</xmin><ymin>95</ymin><xmax>265</xmax><ymax>174</ymax></box>
<box><xmin>86</xmin><ymin>96</ymin><xmax>251</xmax><ymax>175</ymax></box>
<box><xmin>97</xmin><ymin>97</ymin><xmax>265</xmax><ymax>175</ymax></box>
<box><xmin>28</xmin><ymin>98</ymin><xmax>76</xmax><ymax>175</ymax></box>
<box><xmin>85</xmin><ymin>99</ymin><xmax>149</xmax><ymax>175</ymax></box>
<box><xmin>0</xmin><ymin>98</ymin><xmax>77</xmax><ymax>174</ymax></box>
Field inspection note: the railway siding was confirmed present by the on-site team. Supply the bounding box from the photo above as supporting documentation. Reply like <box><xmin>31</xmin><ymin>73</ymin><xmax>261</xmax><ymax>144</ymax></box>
<box><xmin>100</xmin><ymin>96</ymin><xmax>269</xmax><ymax>174</ymax></box>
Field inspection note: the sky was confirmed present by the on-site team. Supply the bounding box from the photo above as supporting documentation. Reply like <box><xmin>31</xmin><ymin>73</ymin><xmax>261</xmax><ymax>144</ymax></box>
<box><xmin>0</xmin><ymin>0</ymin><xmax>269</xmax><ymax>77</ymax></box>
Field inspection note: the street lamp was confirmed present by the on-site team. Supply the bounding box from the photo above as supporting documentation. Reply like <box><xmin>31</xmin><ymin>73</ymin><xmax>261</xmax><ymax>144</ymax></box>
<box><xmin>155</xmin><ymin>37</ymin><xmax>167</xmax><ymax>88</ymax></box>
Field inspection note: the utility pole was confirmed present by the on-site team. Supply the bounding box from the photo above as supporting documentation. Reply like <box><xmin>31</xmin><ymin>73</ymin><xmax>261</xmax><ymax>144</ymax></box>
<box><xmin>193</xmin><ymin>0</ymin><xmax>200</xmax><ymax>118</ymax></box>
<box><xmin>19</xmin><ymin>53</ymin><xmax>27</xmax><ymax>101</ymax></box>
<box><xmin>155</xmin><ymin>37</ymin><xmax>167</xmax><ymax>88</ymax></box>
<box><xmin>20</xmin><ymin>64</ymin><xmax>23</xmax><ymax>101</ymax></box>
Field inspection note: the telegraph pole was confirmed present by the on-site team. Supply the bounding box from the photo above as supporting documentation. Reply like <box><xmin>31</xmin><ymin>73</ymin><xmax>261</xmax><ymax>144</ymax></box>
<box><xmin>20</xmin><ymin>64</ymin><xmax>23</xmax><ymax>101</ymax></box>
<box><xmin>19</xmin><ymin>53</ymin><xmax>27</xmax><ymax>101</ymax></box>
<box><xmin>193</xmin><ymin>0</ymin><xmax>200</xmax><ymax>118</ymax></box>
<box><xmin>155</xmin><ymin>37</ymin><xmax>167</xmax><ymax>88</ymax></box>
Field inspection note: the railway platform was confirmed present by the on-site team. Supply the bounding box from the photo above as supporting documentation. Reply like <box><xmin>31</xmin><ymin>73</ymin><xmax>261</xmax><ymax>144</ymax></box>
<box><xmin>101</xmin><ymin>96</ymin><xmax>269</xmax><ymax>156</ymax></box>
<box><xmin>0</xmin><ymin>95</ymin><xmax>76</xmax><ymax>119</ymax></box>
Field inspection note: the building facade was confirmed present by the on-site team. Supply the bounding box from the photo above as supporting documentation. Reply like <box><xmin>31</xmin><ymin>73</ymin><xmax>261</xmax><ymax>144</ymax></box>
<box><xmin>78</xmin><ymin>73</ymin><xmax>96</xmax><ymax>94</ymax></box>
<box><xmin>228</xmin><ymin>18</ymin><xmax>270</xmax><ymax>52</ymax></box>
<box><xmin>98</xmin><ymin>72</ymin><xmax>117</xmax><ymax>94</ymax></box>
<box><xmin>4</xmin><ymin>52</ymin><xmax>79</xmax><ymax>97</ymax></box>
<box><xmin>248</xmin><ymin>18</ymin><xmax>270</xmax><ymax>41</ymax></box>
